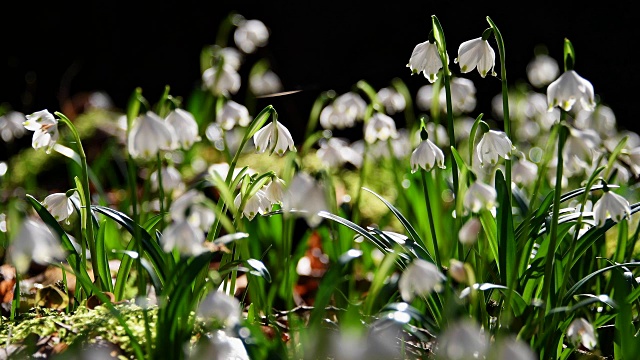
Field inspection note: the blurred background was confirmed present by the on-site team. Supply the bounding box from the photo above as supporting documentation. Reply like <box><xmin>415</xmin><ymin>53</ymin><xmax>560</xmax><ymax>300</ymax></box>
<box><xmin>1</xmin><ymin>1</ymin><xmax>637</xmax><ymax>161</ymax></box>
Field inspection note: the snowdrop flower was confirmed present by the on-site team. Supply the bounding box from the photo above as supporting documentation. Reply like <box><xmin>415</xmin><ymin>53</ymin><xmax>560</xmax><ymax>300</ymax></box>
<box><xmin>0</xmin><ymin>111</ymin><xmax>27</xmax><ymax>142</ymax></box>
<box><xmin>150</xmin><ymin>165</ymin><xmax>184</xmax><ymax>193</ymax></box>
<box><xmin>512</xmin><ymin>157</ymin><xmax>538</xmax><ymax>186</ymax></box>
<box><xmin>202</xmin><ymin>64</ymin><xmax>241</xmax><ymax>97</ymax></box>
<box><xmin>526</xmin><ymin>53</ymin><xmax>560</xmax><ymax>88</ymax></box>
<box><xmin>319</xmin><ymin>105</ymin><xmax>355</xmax><ymax>130</ymax></box>
<box><xmin>234</xmin><ymin>18</ymin><xmax>269</xmax><ymax>54</ymax></box>
<box><xmin>216</xmin><ymin>46</ymin><xmax>243</xmax><ymax>71</ymax></box>
<box><xmin>253</xmin><ymin>119</ymin><xmax>296</xmax><ymax>156</ymax></box>
<box><xmin>476</xmin><ymin>130</ymin><xmax>514</xmax><ymax>167</ymax></box>
<box><xmin>316</xmin><ymin>137</ymin><xmax>363</xmax><ymax>168</ymax></box>
<box><xmin>169</xmin><ymin>189</ymin><xmax>216</xmax><ymax>232</ymax></box>
<box><xmin>566</xmin><ymin>318</ymin><xmax>597</xmax><ymax>350</ymax></box>
<box><xmin>410</xmin><ymin>135</ymin><xmax>445</xmax><ymax>173</ymax></box>
<box><xmin>43</xmin><ymin>191</ymin><xmax>75</xmax><ymax>225</ymax></box>
<box><xmin>197</xmin><ymin>289</ymin><xmax>242</xmax><ymax>327</ymax></box>
<box><xmin>447</xmin><ymin>259</ymin><xmax>467</xmax><ymax>284</ymax></box>
<box><xmin>22</xmin><ymin>109</ymin><xmax>59</xmax><ymax>153</ymax></box>
<box><xmin>575</xmin><ymin>104</ymin><xmax>617</xmax><ymax>139</ymax></box>
<box><xmin>234</xmin><ymin>189</ymin><xmax>270</xmax><ymax>220</ymax></box>
<box><xmin>217</xmin><ymin>100</ymin><xmax>251</xmax><ymax>130</ymax></box>
<box><xmin>165</xmin><ymin>108</ymin><xmax>200</xmax><ymax>149</ymax></box>
<box><xmin>249</xmin><ymin>69</ymin><xmax>283</xmax><ymax>96</ymax></box>
<box><xmin>264</xmin><ymin>176</ymin><xmax>286</xmax><ymax>206</ymax></box>
<box><xmin>8</xmin><ymin>219</ymin><xmax>65</xmax><ymax>274</ymax></box>
<box><xmin>407</xmin><ymin>40</ymin><xmax>445</xmax><ymax>83</ymax></box>
<box><xmin>625</xmin><ymin>147</ymin><xmax>640</xmax><ymax>177</ymax></box>
<box><xmin>435</xmin><ymin>319</ymin><xmax>488</xmax><ymax>360</ymax></box>
<box><xmin>416</xmin><ymin>78</ymin><xmax>476</xmax><ymax>115</ymax></box>
<box><xmin>593</xmin><ymin>187</ymin><xmax>631</xmax><ymax>227</ymax></box>
<box><xmin>563</xmin><ymin>127</ymin><xmax>601</xmax><ymax>176</ymax></box>
<box><xmin>364</xmin><ymin>113</ymin><xmax>398</xmax><ymax>144</ymax></box>
<box><xmin>459</xmin><ymin>217</ymin><xmax>482</xmax><ymax>245</ymax></box>
<box><xmin>333</xmin><ymin>92</ymin><xmax>367</xmax><ymax>123</ymax></box>
<box><xmin>128</xmin><ymin>111</ymin><xmax>175</xmax><ymax>159</ymax></box>
<box><xmin>463</xmin><ymin>181</ymin><xmax>497</xmax><ymax>214</ymax></box>
<box><xmin>282</xmin><ymin>172</ymin><xmax>329</xmax><ymax>228</ymax></box>
<box><xmin>547</xmin><ymin>70</ymin><xmax>596</xmax><ymax>112</ymax></box>
<box><xmin>455</xmin><ymin>37</ymin><xmax>496</xmax><ymax>78</ymax></box>
<box><xmin>376</xmin><ymin>87</ymin><xmax>406</xmax><ymax>115</ymax></box>
<box><xmin>398</xmin><ymin>258</ymin><xmax>445</xmax><ymax>302</ymax></box>
<box><xmin>189</xmin><ymin>330</ymin><xmax>249</xmax><ymax>360</ymax></box>
<box><xmin>161</xmin><ymin>219</ymin><xmax>207</xmax><ymax>256</ymax></box>
<box><xmin>488</xmin><ymin>336</ymin><xmax>537</xmax><ymax>360</ymax></box>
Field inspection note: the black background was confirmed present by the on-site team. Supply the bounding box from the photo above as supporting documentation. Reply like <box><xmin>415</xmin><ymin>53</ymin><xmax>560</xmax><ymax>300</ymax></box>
<box><xmin>2</xmin><ymin>1</ymin><xmax>638</xmax><ymax>151</ymax></box>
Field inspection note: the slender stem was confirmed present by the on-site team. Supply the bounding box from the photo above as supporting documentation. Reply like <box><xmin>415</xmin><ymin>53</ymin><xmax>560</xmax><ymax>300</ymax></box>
<box><xmin>352</xmin><ymin>142</ymin><xmax>369</xmax><ymax>225</ymax></box>
<box><xmin>422</xmin><ymin>171</ymin><xmax>441</xmax><ymax>269</ymax></box>
<box><xmin>156</xmin><ymin>154</ymin><xmax>166</xmax><ymax>231</ymax></box>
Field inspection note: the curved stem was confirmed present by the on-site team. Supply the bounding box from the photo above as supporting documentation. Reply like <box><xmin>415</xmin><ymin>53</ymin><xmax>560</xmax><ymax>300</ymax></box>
<box><xmin>422</xmin><ymin>170</ymin><xmax>442</xmax><ymax>269</ymax></box>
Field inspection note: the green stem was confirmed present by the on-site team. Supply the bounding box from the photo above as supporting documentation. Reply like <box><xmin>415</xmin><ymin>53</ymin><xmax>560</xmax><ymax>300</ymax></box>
<box><xmin>352</xmin><ymin>142</ymin><xmax>369</xmax><ymax>225</ymax></box>
<box><xmin>156</xmin><ymin>154</ymin><xmax>166</xmax><ymax>231</ymax></box>
<box><xmin>421</xmin><ymin>170</ymin><xmax>441</xmax><ymax>269</ymax></box>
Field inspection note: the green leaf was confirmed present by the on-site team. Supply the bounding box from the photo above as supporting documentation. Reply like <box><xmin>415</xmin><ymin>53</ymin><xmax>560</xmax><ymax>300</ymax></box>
<box><xmin>495</xmin><ymin>170</ymin><xmax>516</xmax><ymax>288</ymax></box>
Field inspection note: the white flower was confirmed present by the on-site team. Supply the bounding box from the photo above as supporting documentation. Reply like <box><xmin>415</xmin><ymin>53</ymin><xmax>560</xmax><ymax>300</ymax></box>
<box><xmin>407</xmin><ymin>40</ymin><xmax>445</xmax><ymax>83</ymax></box>
<box><xmin>197</xmin><ymin>290</ymin><xmax>242</xmax><ymax>327</ymax></box>
<box><xmin>264</xmin><ymin>177</ymin><xmax>286</xmax><ymax>206</ymax></box>
<box><xmin>234</xmin><ymin>19</ymin><xmax>269</xmax><ymax>54</ymax></box>
<box><xmin>217</xmin><ymin>100</ymin><xmax>251</xmax><ymax>130</ymax></box>
<box><xmin>566</xmin><ymin>318</ymin><xmax>597</xmax><ymax>350</ymax></box>
<box><xmin>165</xmin><ymin>108</ymin><xmax>200</xmax><ymax>149</ymax></box>
<box><xmin>234</xmin><ymin>190</ymin><xmax>270</xmax><ymax>220</ymax></box>
<box><xmin>547</xmin><ymin>70</ymin><xmax>596</xmax><ymax>112</ymax></box>
<box><xmin>43</xmin><ymin>192</ymin><xmax>75</xmax><ymax>224</ymax></box>
<box><xmin>216</xmin><ymin>46</ymin><xmax>243</xmax><ymax>71</ymax></box>
<box><xmin>316</xmin><ymin>137</ymin><xmax>363</xmax><ymax>168</ymax></box>
<box><xmin>398</xmin><ymin>258</ymin><xmax>445</xmax><ymax>302</ymax></box>
<box><xmin>333</xmin><ymin>92</ymin><xmax>367</xmax><ymax>123</ymax></box>
<box><xmin>364</xmin><ymin>113</ymin><xmax>398</xmax><ymax>144</ymax></box>
<box><xmin>161</xmin><ymin>219</ymin><xmax>207</xmax><ymax>256</ymax></box>
<box><xmin>150</xmin><ymin>165</ymin><xmax>184</xmax><ymax>193</ymax></box>
<box><xmin>8</xmin><ymin>219</ymin><xmax>65</xmax><ymax>274</ymax></box>
<box><xmin>416</xmin><ymin>77</ymin><xmax>476</xmax><ymax>115</ymax></box>
<box><xmin>593</xmin><ymin>188</ymin><xmax>631</xmax><ymax>227</ymax></box>
<box><xmin>626</xmin><ymin>147</ymin><xmax>640</xmax><ymax>177</ymax></box>
<box><xmin>202</xmin><ymin>64</ymin><xmax>241</xmax><ymax>97</ymax></box>
<box><xmin>459</xmin><ymin>217</ymin><xmax>482</xmax><ymax>245</ymax></box>
<box><xmin>169</xmin><ymin>189</ymin><xmax>216</xmax><ymax>232</ymax></box>
<box><xmin>448</xmin><ymin>259</ymin><xmax>467</xmax><ymax>283</ymax></box>
<box><xmin>410</xmin><ymin>138</ymin><xmax>445</xmax><ymax>173</ymax></box>
<box><xmin>575</xmin><ymin>104</ymin><xmax>617</xmax><ymax>139</ymax></box>
<box><xmin>319</xmin><ymin>105</ymin><xmax>354</xmax><ymax>130</ymax></box>
<box><xmin>249</xmin><ymin>69</ymin><xmax>283</xmax><ymax>96</ymax></box>
<box><xmin>436</xmin><ymin>319</ymin><xmax>488</xmax><ymax>360</ymax></box>
<box><xmin>22</xmin><ymin>109</ymin><xmax>59</xmax><ymax>153</ymax></box>
<box><xmin>376</xmin><ymin>87</ymin><xmax>406</xmax><ymax>115</ymax></box>
<box><xmin>526</xmin><ymin>53</ymin><xmax>560</xmax><ymax>88</ymax></box>
<box><xmin>488</xmin><ymin>336</ymin><xmax>537</xmax><ymax>360</ymax></box>
<box><xmin>512</xmin><ymin>157</ymin><xmax>538</xmax><ymax>186</ymax></box>
<box><xmin>127</xmin><ymin>111</ymin><xmax>176</xmax><ymax>159</ymax></box>
<box><xmin>282</xmin><ymin>172</ymin><xmax>329</xmax><ymax>228</ymax></box>
<box><xmin>190</xmin><ymin>330</ymin><xmax>249</xmax><ymax>360</ymax></box>
<box><xmin>476</xmin><ymin>130</ymin><xmax>514</xmax><ymax>167</ymax></box>
<box><xmin>455</xmin><ymin>37</ymin><xmax>496</xmax><ymax>78</ymax></box>
<box><xmin>463</xmin><ymin>181</ymin><xmax>497</xmax><ymax>214</ymax></box>
<box><xmin>252</xmin><ymin>120</ymin><xmax>296</xmax><ymax>156</ymax></box>
<box><xmin>0</xmin><ymin>111</ymin><xmax>27</xmax><ymax>142</ymax></box>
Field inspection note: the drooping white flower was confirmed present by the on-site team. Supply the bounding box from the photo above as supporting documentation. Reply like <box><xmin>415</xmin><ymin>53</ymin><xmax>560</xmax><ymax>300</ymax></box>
<box><xmin>282</xmin><ymin>172</ymin><xmax>329</xmax><ymax>228</ymax></box>
<box><xmin>252</xmin><ymin>120</ymin><xmax>296</xmax><ymax>156</ymax></box>
<box><xmin>202</xmin><ymin>64</ymin><xmax>241</xmax><ymax>97</ymax></box>
<box><xmin>43</xmin><ymin>192</ymin><xmax>75</xmax><ymax>224</ymax></box>
<box><xmin>165</xmin><ymin>108</ymin><xmax>201</xmax><ymax>149</ymax></box>
<box><xmin>626</xmin><ymin>147</ymin><xmax>640</xmax><ymax>177</ymax></box>
<box><xmin>216</xmin><ymin>46</ymin><xmax>243</xmax><ymax>71</ymax></box>
<box><xmin>364</xmin><ymin>113</ymin><xmax>398</xmax><ymax>144</ymax></box>
<box><xmin>264</xmin><ymin>177</ymin><xmax>286</xmax><ymax>206</ymax></box>
<box><xmin>169</xmin><ymin>189</ymin><xmax>216</xmax><ymax>232</ymax></box>
<box><xmin>476</xmin><ymin>130</ymin><xmax>514</xmax><ymax>167</ymax></box>
<box><xmin>319</xmin><ymin>105</ymin><xmax>353</xmax><ymax>130</ymax></box>
<box><xmin>217</xmin><ymin>100</ymin><xmax>251</xmax><ymax>130</ymax></box>
<box><xmin>463</xmin><ymin>181</ymin><xmax>497</xmax><ymax>214</ymax></box>
<box><xmin>547</xmin><ymin>70</ymin><xmax>596</xmax><ymax>112</ymax></box>
<box><xmin>459</xmin><ymin>216</ymin><xmax>482</xmax><ymax>245</ymax></box>
<box><xmin>150</xmin><ymin>165</ymin><xmax>184</xmax><ymax>193</ymax></box>
<box><xmin>189</xmin><ymin>330</ymin><xmax>250</xmax><ymax>360</ymax></box>
<box><xmin>127</xmin><ymin>111</ymin><xmax>176</xmax><ymax>159</ymax></box>
<box><xmin>22</xmin><ymin>109</ymin><xmax>59</xmax><ymax>153</ymax></box>
<box><xmin>593</xmin><ymin>188</ymin><xmax>631</xmax><ymax>227</ymax></box>
<box><xmin>575</xmin><ymin>104</ymin><xmax>617</xmax><ymax>139</ymax></box>
<box><xmin>526</xmin><ymin>53</ymin><xmax>560</xmax><ymax>88</ymax></box>
<box><xmin>512</xmin><ymin>157</ymin><xmax>538</xmax><ymax>186</ymax></box>
<box><xmin>316</xmin><ymin>137</ymin><xmax>363</xmax><ymax>168</ymax></box>
<box><xmin>455</xmin><ymin>37</ymin><xmax>496</xmax><ymax>78</ymax></box>
<box><xmin>376</xmin><ymin>87</ymin><xmax>406</xmax><ymax>115</ymax></box>
<box><xmin>562</xmin><ymin>127</ymin><xmax>601</xmax><ymax>176</ymax></box>
<box><xmin>249</xmin><ymin>69</ymin><xmax>283</xmax><ymax>96</ymax></box>
<box><xmin>234</xmin><ymin>189</ymin><xmax>270</xmax><ymax>220</ymax></box>
<box><xmin>398</xmin><ymin>258</ymin><xmax>445</xmax><ymax>302</ymax></box>
<box><xmin>407</xmin><ymin>40</ymin><xmax>445</xmax><ymax>83</ymax></box>
<box><xmin>416</xmin><ymin>77</ymin><xmax>476</xmax><ymax>115</ymax></box>
<box><xmin>566</xmin><ymin>318</ymin><xmax>597</xmax><ymax>350</ymax></box>
<box><xmin>0</xmin><ymin>111</ymin><xmax>27</xmax><ymax>142</ymax></box>
<box><xmin>197</xmin><ymin>289</ymin><xmax>242</xmax><ymax>328</ymax></box>
<box><xmin>435</xmin><ymin>319</ymin><xmax>489</xmax><ymax>360</ymax></box>
<box><xmin>8</xmin><ymin>219</ymin><xmax>65</xmax><ymax>274</ymax></box>
<box><xmin>333</xmin><ymin>92</ymin><xmax>367</xmax><ymax>123</ymax></box>
<box><xmin>410</xmin><ymin>138</ymin><xmax>445</xmax><ymax>173</ymax></box>
<box><xmin>448</xmin><ymin>259</ymin><xmax>467</xmax><ymax>284</ymax></box>
<box><xmin>161</xmin><ymin>219</ymin><xmax>207</xmax><ymax>256</ymax></box>
<box><xmin>234</xmin><ymin>19</ymin><xmax>269</xmax><ymax>54</ymax></box>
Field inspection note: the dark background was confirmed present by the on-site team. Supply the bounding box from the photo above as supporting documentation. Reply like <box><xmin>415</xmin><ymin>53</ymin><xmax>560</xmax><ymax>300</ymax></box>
<box><xmin>2</xmin><ymin>1</ymin><xmax>638</xmax><ymax>154</ymax></box>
